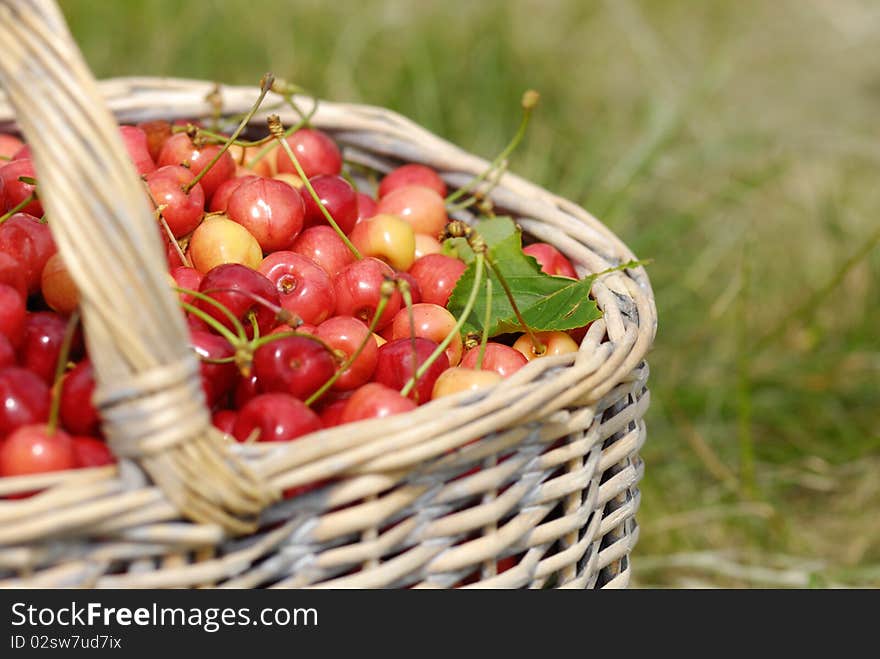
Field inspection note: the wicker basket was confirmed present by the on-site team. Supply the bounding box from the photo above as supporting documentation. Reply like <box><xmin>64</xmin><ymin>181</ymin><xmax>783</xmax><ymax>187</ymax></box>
<box><xmin>0</xmin><ymin>0</ymin><xmax>656</xmax><ymax>588</ymax></box>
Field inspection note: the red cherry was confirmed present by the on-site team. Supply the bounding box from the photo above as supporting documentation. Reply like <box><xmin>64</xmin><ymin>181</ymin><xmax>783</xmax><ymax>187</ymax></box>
<box><xmin>209</xmin><ymin>174</ymin><xmax>258</xmax><ymax>213</ymax></box>
<box><xmin>460</xmin><ymin>342</ymin><xmax>528</xmax><ymax>378</ymax></box>
<box><xmin>314</xmin><ymin>316</ymin><xmax>378</xmax><ymax>391</ymax></box>
<box><xmin>118</xmin><ymin>125</ymin><xmax>156</xmax><ymax>176</ymax></box>
<box><xmin>395</xmin><ymin>271</ymin><xmax>422</xmax><ymax>305</ymax></box>
<box><xmin>0</xmin><ymin>252</ymin><xmax>27</xmax><ymax>302</ymax></box>
<box><xmin>375</xmin><ymin>185</ymin><xmax>447</xmax><ymax>236</ymax></box>
<box><xmin>233</xmin><ymin>372</ymin><xmax>260</xmax><ymax>409</ymax></box>
<box><xmin>136</xmin><ymin>120</ymin><xmax>173</xmax><ymax>162</ymax></box>
<box><xmin>211</xmin><ymin>409</ymin><xmax>238</xmax><ymax>436</ymax></box>
<box><xmin>0</xmin><ymin>283</ymin><xmax>26</xmax><ymax>350</ymax></box>
<box><xmin>20</xmin><ymin>312</ymin><xmax>82</xmax><ymax>385</ymax></box>
<box><xmin>378</xmin><ymin>164</ymin><xmax>447</xmax><ymax>198</ymax></box>
<box><xmin>373</xmin><ymin>337</ymin><xmax>449</xmax><ymax>404</ymax></box>
<box><xmin>408</xmin><ymin>254</ymin><xmax>466</xmax><ymax>307</ymax></box>
<box><xmin>195</xmin><ymin>263</ymin><xmax>280</xmax><ymax>338</ymax></box>
<box><xmin>71</xmin><ymin>436</ymin><xmax>115</xmax><ymax>468</ymax></box>
<box><xmin>275</xmin><ymin>128</ymin><xmax>342</xmax><ymax>179</ymax></box>
<box><xmin>0</xmin><ymin>212</ymin><xmax>57</xmax><ymax>294</ymax></box>
<box><xmin>291</xmin><ymin>225</ymin><xmax>356</xmax><ymax>278</ymax></box>
<box><xmin>0</xmin><ymin>368</ymin><xmax>50</xmax><ymax>439</ymax></box>
<box><xmin>0</xmin><ymin>133</ymin><xmax>24</xmax><ymax>159</ymax></box>
<box><xmin>190</xmin><ymin>330</ymin><xmax>237</xmax><ymax>409</ymax></box>
<box><xmin>339</xmin><ymin>382</ymin><xmax>416</xmax><ymax>423</ymax></box>
<box><xmin>299</xmin><ymin>175</ymin><xmax>358</xmax><ymax>235</ymax></box>
<box><xmin>258</xmin><ymin>251</ymin><xmax>336</xmax><ymax>325</ymax></box>
<box><xmin>356</xmin><ymin>192</ymin><xmax>378</xmax><ymax>222</ymax></box>
<box><xmin>226</xmin><ymin>177</ymin><xmax>306</xmax><ymax>252</ymax></box>
<box><xmin>333</xmin><ymin>258</ymin><xmax>402</xmax><ymax>330</ymax></box>
<box><xmin>232</xmin><ymin>393</ymin><xmax>322</xmax><ymax>443</ymax></box>
<box><xmin>157</xmin><ymin>133</ymin><xmax>235</xmax><ymax>200</ymax></box>
<box><xmin>523</xmin><ymin>243</ymin><xmax>578</xmax><ymax>278</ymax></box>
<box><xmin>0</xmin><ymin>159</ymin><xmax>42</xmax><ymax>217</ymax></box>
<box><xmin>59</xmin><ymin>359</ymin><xmax>99</xmax><ymax>436</ymax></box>
<box><xmin>170</xmin><ymin>266</ymin><xmax>204</xmax><ymax>304</ymax></box>
<box><xmin>146</xmin><ymin>165</ymin><xmax>205</xmax><ymax>238</ymax></box>
<box><xmin>389</xmin><ymin>303</ymin><xmax>462</xmax><ymax>366</ymax></box>
<box><xmin>316</xmin><ymin>391</ymin><xmax>353</xmax><ymax>428</ymax></box>
<box><xmin>0</xmin><ymin>334</ymin><xmax>14</xmax><ymax>369</ymax></box>
<box><xmin>0</xmin><ymin>424</ymin><xmax>76</xmax><ymax>476</ymax></box>
<box><xmin>252</xmin><ymin>335</ymin><xmax>336</xmax><ymax>402</ymax></box>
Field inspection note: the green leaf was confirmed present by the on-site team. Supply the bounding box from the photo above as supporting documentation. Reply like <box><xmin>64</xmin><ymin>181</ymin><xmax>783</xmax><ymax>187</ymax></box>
<box><xmin>445</xmin><ymin>216</ymin><xmax>603</xmax><ymax>337</ymax></box>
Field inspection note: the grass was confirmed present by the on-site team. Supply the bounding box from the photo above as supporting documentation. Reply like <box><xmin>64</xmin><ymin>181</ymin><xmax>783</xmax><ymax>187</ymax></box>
<box><xmin>61</xmin><ymin>0</ymin><xmax>880</xmax><ymax>587</ymax></box>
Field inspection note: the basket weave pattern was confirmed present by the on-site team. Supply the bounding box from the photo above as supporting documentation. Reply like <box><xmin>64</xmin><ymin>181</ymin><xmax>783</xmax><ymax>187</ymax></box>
<box><xmin>0</xmin><ymin>2</ymin><xmax>656</xmax><ymax>588</ymax></box>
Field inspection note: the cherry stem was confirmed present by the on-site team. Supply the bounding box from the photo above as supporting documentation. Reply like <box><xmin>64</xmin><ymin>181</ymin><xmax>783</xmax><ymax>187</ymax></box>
<box><xmin>266</xmin><ymin>114</ymin><xmax>363</xmax><ymax>260</ymax></box>
<box><xmin>248</xmin><ymin>311</ymin><xmax>260</xmax><ymax>341</ymax></box>
<box><xmin>445</xmin><ymin>90</ymin><xmax>538</xmax><ymax>207</ymax></box>
<box><xmin>303</xmin><ymin>285</ymin><xmax>392</xmax><ymax>407</ymax></box>
<box><xmin>47</xmin><ymin>310</ymin><xmax>80</xmax><ymax>436</ymax></box>
<box><xmin>179</xmin><ymin>300</ymin><xmax>243</xmax><ymax>346</ymax></box>
<box><xmin>399</xmin><ymin>278</ymin><xmax>420</xmax><ymax>402</ymax></box>
<box><xmin>244</xmin><ymin>101</ymin><xmax>316</xmax><ymax>168</ymax></box>
<box><xmin>400</xmin><ymin>253</ymin><xmax>485</xmax><ymax>398</ymax></box>
<box><xmin>476</xmin><ymin>278</ymin><xmax>492</xmax><ymax>370</ymax></box>
<box><xmin>446</xmin><ymin>161</ymin><xmax>507</xmax><ymax>214</ymax></box>
<box><xmin>183</xmin><ymin>73</ymin><xmax>276</xmax><ymax>194</ymax></box>
<box><xmin>0</xmin><ymin>191</ymin><xmax>36</xmax><ymax>224</ymax></box>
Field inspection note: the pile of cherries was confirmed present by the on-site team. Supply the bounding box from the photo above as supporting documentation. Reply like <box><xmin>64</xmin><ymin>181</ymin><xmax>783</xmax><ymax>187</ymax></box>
<box><xmin>0</xmin><ymin>112</ymin><xmax>585</xmax><ymax>490</ymax></box>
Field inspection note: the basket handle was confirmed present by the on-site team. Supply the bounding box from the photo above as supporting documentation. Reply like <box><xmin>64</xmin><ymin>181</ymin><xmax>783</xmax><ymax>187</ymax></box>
<box><xmin>0</xmin><ymin>0</ymin><xmax>273</xmax><ymax>533</ymax></box>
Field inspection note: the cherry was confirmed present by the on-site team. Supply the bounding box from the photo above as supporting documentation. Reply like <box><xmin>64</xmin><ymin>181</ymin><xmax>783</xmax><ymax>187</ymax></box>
<box><xmin>258</xmin><ymin>251</ymin><xmax>336</xmax><ymax>325</ymax></box>
<box><xmin>0</xmin><ymin>254</ymin><xmax>27</xmax><ymax>302</ymax></box>
<box><xmin>0</xmin><ymin>367</ymin><xmax>50</xmax><ymax>438</ymax></box>
<box><xmin>0</xmin><ymin>334</ymin><xmax>14</xmax><ymax>369</ymax></box>
<box><xmin>356</xmin><ymin>192</ymin><xmax>378</xmax><ymax>222</ymax></box>
<box><xmin>333</xmin><ymin>258</ymin><xmax>402</xmax><ymax>330</ymax></box>
<box><xmin>523</xmin><ymin>243</ymin><xmax>577</xmax><ymax>279</ymax></box>
<box><xmin>350</xmin><ymin>213</ymin><xmax>416</xmax><ymax>271</ymax></box>
<box><xmin>71</xmin><ymin>436</ymin><xmax>115</xmax><ymax>468</ymax></box>
<box><xmin>195</xmin><ymin>263</ymin><xmax>280</xmax><ymax>338</ymax></box>
<box><xmin>0</xmin><ymin>133</ymin><xmax>24</xmax><ymax>159</ymax></box>
<box><xmin>41</xmin><ymin>252</ymin><xmax>79</xmax><ymax>315</ymax></box>
<box><xmin>20</xmin><ymin>312</ymin><xmax>80</xmax><ymax>385</ymax></box>
<box><xmin>136</xmin><ymin>119</ymin><xmax>173</xmax><ymax>162</ymax></box>
<box><xmin>252</xmin><ymin>335</ymin><xmax>336</xmax><ymax>401</ymax></box>
<box><xmin>316</xmin><ymin>392</ymin><xmax>352</xmax><ymax>428</ymax></box>
<box><xmin>314</xmin><ymin>316</ymin><xmax>378</xmax><ymax>390</ymax></box>
<box><xmin>513</xmin><ymin>331</ymin><xmax>579</xmax><ymax>361</ymax></box>
<box><xmin>408</xmin><ymin>254</ymin><xmax>466</xmax><ymax>307</ymax></box>
<box><xmin>432</xmin><ymin>367</ymin><xmax>502</xmax><ymax>399</ymax></box>
<box><xmin>339</xmin><ymin>382</ymin><xmax>416</xmax><ymax>423</ymax></box>
<box><xmin>233</xmin><ymin>372</ymin><xmax>260</xmax><ymax>409</ymax></box>
<box><xmin>232</xmin><ymin>393</ymin><xmax>322</xmax><ymax>443</ymax></box>
<box><xmin>163</xmin><ymin>230</ymin><xmax>186</xmax><ymax>270</ymax></box>
<box><xmin>460</xmin><ymin>342</ymin><xmax>527</xmax><ymax>378</ymax></box>
<box><xmin>378</xmin><ymin>163</ymin><xmax>447</xmax><ymax>198</ymax></box>
<box><xmin>395</xmin><ymin>271</ymin><xmax>422</xmax><ymax>304</ymax></box>
<box><xmin>10</xmin><ymin>144</ymin><xmax>29</xmax><ymax>160</ymax></box>
<box><xmin>146</xmin><ymin>165</ymin><xmax>205</xmax><ymax>238</ymax></box>
<box><xmin>373</xmin><ymin>337</ymin><xmax>449</xmax><ymax>404</ymax></box>
<box><xmin>414</xmin><ymin>233</ymin><xmax>443</xmax><ymax>259</ymax></box>
<box><xmin>118</xmin><ymin>125</ymin><xmax>156</xmax><ymax>176</ymax></box>
<box><xmin>390</xmin><ymin>303</ymin><xmax>462</xmax><ymax>366</ymax></box>
<box><xmin>0</xmin><ymin>159</ymin><xmax>42</xmax><ymax>216</ymax></box>
<box><xmin>273</xmin><ymin>172</ymin><xmax>304</xmax><ymax>190</ymax></box>
<box><xmin>170</xmin><ymin>266</ymin><xmax>204</xmax><ymax>305</ymax></box>
<box><xmin>157</xmin><ymin>132</ymin><xmax>235</xmax><ymax>200</ymax></box>
<box><xmin>209</xmin><ymin>174</ymin><xmax>258</xmax><ymax>213</ymax></box>
<box><xmin>59</xmin><ymin>359</ymin><xmax>99</xmax><ymax>436</ymax></box>
<box><xmin>0</xmin><ymin>424</ymin><xmax>76</xmax><ymax>477</ymax></box>
<box><xmin>275</xmin><ymin>128</ymin><xmax>343</xmax><ymax>179</ymax></box>
<box><xmin>226</xmin><ymin>177</ymin><xmax>305</xmax><ymax>252</ymax></box>
<box><xmin>299</xmin><ymin>175</ymin><xmax>359</xmax><ymax>235</ymax></box>
<box><xmin>189</xmin><ymin>330</ymin><xmax>237</xmax><ymax>409</ymax></box>
<box><xmin>211</xmin><ymin>409</ymin><xmax>238</xmax><ymax>436</ymax></box>
<box><xmin>375</xmin><ymin>185</ymin><xmax>447</xmax><ymax>236</ymax></box>
<box><xmin>0</xmin><ymin>213</ymin><xmax>56</xmax><ymax>294</ymax></box>
<box><xmin>188</xmin><ymin>214</ymin><xmax>263</xmax><ymax>272</ymax></box>
<box><xmin>291</xmin><ymin>225</ymin><xmax>356</xmax><ymax>277</ymax></box>
<box><xmin>0</xmin><ymin>284</ymin><xmax>26</xmax><ymax>348</ymax></box>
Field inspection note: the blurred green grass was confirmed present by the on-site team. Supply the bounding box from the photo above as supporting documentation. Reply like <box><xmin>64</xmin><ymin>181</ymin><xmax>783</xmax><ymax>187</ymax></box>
<box><xmin>62</xmin><ymin>0</ymin><xmax>880</xmax><ymax>587</ymax></box>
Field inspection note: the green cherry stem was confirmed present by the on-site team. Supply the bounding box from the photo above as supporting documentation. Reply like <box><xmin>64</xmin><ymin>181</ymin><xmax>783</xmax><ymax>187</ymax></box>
<box><xmin>0</xmin><ymin>191</ymin><xmax>37</xmax><ymax>224</ymax></box>
<box><xmin>175</xmin><ymin>287</ymin><xmax>248</xmax><ymax>341</ymax></box>
<box><xmin>476</xmin><ymin>278</ymin><xmax>493</xmax><ymax>370</ymax></box>
<box><xmin>400</xmin><ymin>253</ymin><xmax>485</xmax><ymax>398</ymax></box>
<box><xmin>179</xmin><ymin>301</ymin><xmax>242</xmax><ymax>346</ymax></box>
<box><xmin>267</xmin><ymin>113</ymin><xmax>363</xmax><ymax>260</ymax></box>
<box><xmin>445</xmin><ymin>90</ymin><xmax>539</xmax><ymax>207</ymax></box>
<box><xmin>303</xmin><ymin>283</ymin><xmax>393</xmax><ymax>406</ymax></box>
<box><xmin>183</xmin><ymin>73</ymin><xmax>276</xmax><ymax>194</ymax></box>
<box><xmin>47</xmin><ymin>310</ymin><xmax>81</xmax><ymax>436</ymax></box>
